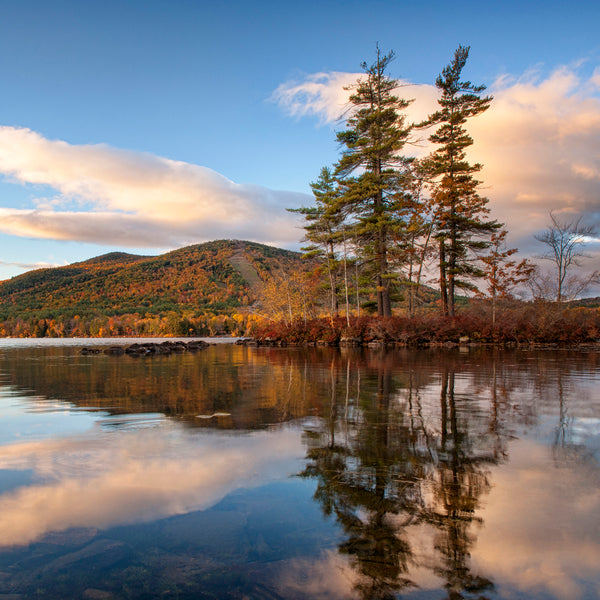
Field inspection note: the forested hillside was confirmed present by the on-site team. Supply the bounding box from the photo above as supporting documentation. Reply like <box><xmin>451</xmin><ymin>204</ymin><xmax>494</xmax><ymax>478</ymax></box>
<box><xmin>0</xmin><ymin>240</ymin><xmax>302</xmax><ymax>337</ymax></box>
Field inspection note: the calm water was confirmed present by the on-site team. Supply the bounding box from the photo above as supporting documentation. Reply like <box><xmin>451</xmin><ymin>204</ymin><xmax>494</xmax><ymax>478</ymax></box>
<box><xmin>0</xmin><ymin>339</ymin><xmax>598</xmax><ymax>600</ymax></box>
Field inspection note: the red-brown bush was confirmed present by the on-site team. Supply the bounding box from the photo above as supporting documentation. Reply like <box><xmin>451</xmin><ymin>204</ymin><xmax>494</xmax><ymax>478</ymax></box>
<box><xmin>253</xmin><ymin>305</ymin><xmax>600</xmax><ymax>347</ymax></box>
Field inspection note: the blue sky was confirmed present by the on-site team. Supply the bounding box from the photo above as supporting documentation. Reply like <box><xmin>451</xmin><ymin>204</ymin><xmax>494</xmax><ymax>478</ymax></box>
<box><xmin>0</xmin><ymin>0</ymin><xmax>599</xmax><ymax>283</ymax></box>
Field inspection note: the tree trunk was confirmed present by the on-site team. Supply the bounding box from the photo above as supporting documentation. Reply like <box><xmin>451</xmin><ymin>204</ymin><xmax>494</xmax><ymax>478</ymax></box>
<box><xmin>440</xmin><ymin>240</ymin><xmax>449</xmax><ymax>316</ymax></box>
<box><xmin>448</xmin><ymin>205</ymin><xmax>457</xmax><ymax>317</ymax></box>
<box><xmin>326</xmin><ymin>241</ymin><xmax>338</xmax><ymax>318</ymax></box>
<box><xmin>355</xmin><ymin>258</ymin><xmax>361</xmax><ymax>316</ymax></box>
<box><xmin>377</xmin><ymin>222</ymin><xmax>392</xmax><ymax>317</ymax></box>
<box><xmin>343</xmin><ymin>234</ymin><xmax>350</xmax><ymax>326</ymax></box>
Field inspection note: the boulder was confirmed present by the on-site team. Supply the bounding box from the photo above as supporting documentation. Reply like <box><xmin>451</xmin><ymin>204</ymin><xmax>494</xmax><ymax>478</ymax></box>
<box><xmin>103</xmin><ymin>346</ymin><xmax>125</xmax><ymax>355</ymax></box>
<box><xmin>340</xmin><ymin>336</ymin><xmax>362</xmax><ymax>347</ymax></box>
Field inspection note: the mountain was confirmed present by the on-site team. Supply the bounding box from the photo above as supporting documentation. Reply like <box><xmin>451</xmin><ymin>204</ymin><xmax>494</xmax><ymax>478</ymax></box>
<box><xmin>0</xmin><ymin>240</ymin><xmax>302</xmax><ymax>335</ymax></box>
<box><xmin>567</xmin><ymin>296</ymin><xmax>600</xmax><ymax>308</ymax></box>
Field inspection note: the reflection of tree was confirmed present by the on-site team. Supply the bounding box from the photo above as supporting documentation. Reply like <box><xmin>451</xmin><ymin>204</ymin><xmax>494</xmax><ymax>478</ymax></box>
<box><xmin>302</xmin><ymin>357</ymin><xmax>421</xmax><ymax>599</ymax></box>
<box><xmin>553</xmin><ymin>368</ymin><xmax>574</xmax><ymax>465</ymax></box>
<box><xmin>302</xmin><ymin>355</ymin><xmax>505</xmax><ymax>599</ymax></box>
<box><xmin>516</xmin><ymin>351</ymin><xmax>597</xmax><ymax>467</ymax></box>
<box><xmin>550</xmin><ymin>367</ymin><xmax>595</xmax><ymax>468</ymax></box>
<box><xmin>425</xmin><ymin>368</ymin><xmax>495</xmax><ymax>599</ymax></box>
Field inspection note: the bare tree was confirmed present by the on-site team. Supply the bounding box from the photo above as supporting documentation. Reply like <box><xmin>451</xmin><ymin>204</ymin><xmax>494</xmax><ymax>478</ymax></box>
<box><xmin>534</xmin><ymin>212</ymin><xmax>600</xmax><ymax>301</ymax></box>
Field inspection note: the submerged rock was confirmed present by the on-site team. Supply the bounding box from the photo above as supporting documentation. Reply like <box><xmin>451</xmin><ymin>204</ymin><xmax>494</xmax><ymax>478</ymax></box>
<box><xmin>80</xmin><ymin>347</ymin><xmax>102</xmax><ymax>355</ymax></box>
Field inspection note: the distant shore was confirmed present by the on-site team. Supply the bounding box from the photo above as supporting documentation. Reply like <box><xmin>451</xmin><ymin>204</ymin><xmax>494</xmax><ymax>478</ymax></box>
<box><xmin>2</xmin><ymin>306</ymin><xmax>599</xmax><ymax>351</ymax></box>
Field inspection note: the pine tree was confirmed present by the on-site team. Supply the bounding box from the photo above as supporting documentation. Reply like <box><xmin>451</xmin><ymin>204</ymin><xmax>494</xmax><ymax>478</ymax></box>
<box><xmin>335</xmin><ymin>46</ymin><xmax>413</xmax><ymax>317</ymax></box>
<box><xmin>419</xmin><ymin>45</ymin><xmax>500</xmax><ymax>316</ymax></box>
<box><xmin>288</xmin><ymin>166</ymin><xmax>343</xmax><ymax>318</ymax></box>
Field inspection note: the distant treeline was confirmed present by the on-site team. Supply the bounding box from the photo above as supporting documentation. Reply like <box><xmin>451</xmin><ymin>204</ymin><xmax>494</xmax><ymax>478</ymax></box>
<box><xmin>0</xmin><ymin>310</ymin><xmax>260</xmax><ymax>338</ymax></box>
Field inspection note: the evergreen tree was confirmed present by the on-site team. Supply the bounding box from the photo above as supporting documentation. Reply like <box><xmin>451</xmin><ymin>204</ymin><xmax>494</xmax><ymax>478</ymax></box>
<box><xmin>335</xmin><ymin>46</ymin><xmax>414</xmax><ymax>317</ymax></box>
<box><xmin>419</xmin><ymin>45</ymin><xmax>500</xmax><ymax>316</ymax></box>
<box><xmin>288</xmin><ymin>166</ymin><xmax>343</xmax><ymax>318</ymax></box>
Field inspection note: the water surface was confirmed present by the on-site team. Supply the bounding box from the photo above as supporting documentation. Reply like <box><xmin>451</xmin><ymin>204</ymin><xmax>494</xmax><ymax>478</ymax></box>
<box><xmin>0</xmin><ymin>339</ymin><xmax>598</xmax><ymax>599</ymax></box>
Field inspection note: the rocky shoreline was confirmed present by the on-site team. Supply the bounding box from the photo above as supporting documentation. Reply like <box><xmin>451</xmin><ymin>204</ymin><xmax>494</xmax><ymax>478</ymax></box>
<box><xmin>77</xmin><ymin>337</ymin><xmax>600</xmax><ymax>354</ymax></box>
<box><xmin>237</xmin><ymin>337</ymin><xmax>600</xmax><ymax>350</ymax></box>
<box><xmin>80</xmin><ymin>340</ymin><xmax>211</xmax><ymax>356</ymax></box>
<box><xmin>251</xmin><ymin>312</ymin><xmax>600</xmax><ymax>349</ymax></box>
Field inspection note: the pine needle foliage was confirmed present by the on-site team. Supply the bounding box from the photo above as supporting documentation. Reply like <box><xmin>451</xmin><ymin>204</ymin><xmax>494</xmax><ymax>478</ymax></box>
<box><xmin>288</xmin><ymin>166</ymin><xmax>343</xmax><ymax>318</ymax></box>
<box><xmin>334</xmin><ymin>46</ymin><xmax>414</xmax><ymax>317</ymax></box>
<box><xmin>419</xmin><ymin>45</ymin><xmax>500</xmax><ymax>316</ymax></box>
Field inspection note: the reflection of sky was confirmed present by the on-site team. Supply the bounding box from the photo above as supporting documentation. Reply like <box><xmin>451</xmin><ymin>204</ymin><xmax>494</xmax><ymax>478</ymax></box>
<box><xmin>474</xmin><ymin>438</ymin><xmax>600</xmax><ymax>600</ymax></box>
<box><xmin>0</xmin><ymin>416</ymin><xmax>306</xmax><ymax>547</ymax></box>
<box><xmin>0</xmin><ymin>389</ymin><xmax>104</xmax><ymax>444</ymax></box>
<box><xmin>571</xmin><ymin>418</ymin><xmax>600</xmax><ymax>462</ymax></box>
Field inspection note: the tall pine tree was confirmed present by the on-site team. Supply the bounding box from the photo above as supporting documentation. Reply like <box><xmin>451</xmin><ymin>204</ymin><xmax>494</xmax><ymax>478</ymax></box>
<box><xmin>288</xmin><ymin>166</ymin><xmax>343</xmax><ymax>318</ymax></box>
<box><xmin>335</xmin><ymin>46</ymin><xmax>413</xmax><ymax>317</ymax></box>
<box><xmin>419</xmin><ymin>45</ymin><xmax>499</xmax><ymax>316</ymax></box>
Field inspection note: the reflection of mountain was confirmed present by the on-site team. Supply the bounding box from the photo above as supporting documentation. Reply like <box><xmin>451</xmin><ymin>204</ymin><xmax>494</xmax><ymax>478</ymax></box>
<box><xmin>1</xmin><ymin>346</ymin><xmax>598</xmax><ymax>434</ymax></box>
<box><xmin>1</xmin><ymin>345</ymin><xmax>330</xmax><ymax>429</ymax></box>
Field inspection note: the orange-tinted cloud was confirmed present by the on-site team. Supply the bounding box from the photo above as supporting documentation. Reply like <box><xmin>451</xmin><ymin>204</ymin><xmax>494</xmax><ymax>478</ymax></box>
<box><xmin>274</xmin><ymin>64</ymin><xmax>600</xmax><ymax>258</ymax></box>
<box><xmin>471</xmin><ymin>66</ymin><xmax>600</xmax><ymax>250</ymax></box>
<box><xmin>0</xmin><ymin>126</ymin><xmax>306</xmax><ymax>248</ymax></box>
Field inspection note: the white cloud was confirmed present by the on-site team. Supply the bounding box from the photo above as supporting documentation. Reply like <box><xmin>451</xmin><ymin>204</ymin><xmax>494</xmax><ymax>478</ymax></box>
<box><xmin>0</xmin><ymin>259</ymin><xmax>63</xmax><ymax>271</ymax></box>
<box><xmin>0</xmin><ymin>126</ymin><xmax>308</xmax><ymax>248</ymax></box>
<box><xmin>272</xmin><ymin>71</ymin><xmax>438</xmax><ymax>134</ymax></box>
<box><xmin>271</xmin><ymin>71</ymin><xmax>359</xmax><ymax>123</ymax></box>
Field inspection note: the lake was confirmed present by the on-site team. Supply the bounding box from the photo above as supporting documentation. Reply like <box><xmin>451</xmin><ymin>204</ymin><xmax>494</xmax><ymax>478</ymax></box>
<box><xmin>0</xmin><ymin>338</ymin><xmax>598</xmax><ymax>599</ymax></box>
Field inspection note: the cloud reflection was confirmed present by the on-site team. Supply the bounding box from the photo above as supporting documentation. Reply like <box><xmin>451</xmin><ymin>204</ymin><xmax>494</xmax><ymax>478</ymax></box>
<box><xmin>0</xmin><ymin>423</ymin><xmax>303</xmax><ymax>547</ymax></box>
<box><xmin>474</xmin><ymin>439</ymin><xmax>600</xmax><ymax>599</ymax></box>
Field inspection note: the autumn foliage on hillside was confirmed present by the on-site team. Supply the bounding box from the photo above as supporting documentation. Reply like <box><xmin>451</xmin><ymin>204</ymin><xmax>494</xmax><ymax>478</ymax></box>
<box><xmin>0</xmin><ymin>240</ymin><xmax>304</xmax><ymax>338</ymax></box>
<box><xmin>1</xmin><ymin>238</ymin><xmax>598</xmax><ymax>345</ymax></box>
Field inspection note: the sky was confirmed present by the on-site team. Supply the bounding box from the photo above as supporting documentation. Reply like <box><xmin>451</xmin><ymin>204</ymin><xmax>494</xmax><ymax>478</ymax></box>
<box><xmin>0</xmin><ymin>0</ymin><xmax>599</xmax><ymax>290</ymax></box>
